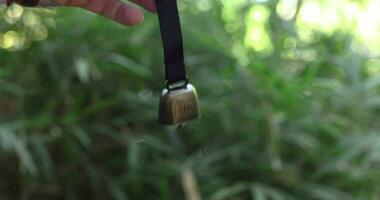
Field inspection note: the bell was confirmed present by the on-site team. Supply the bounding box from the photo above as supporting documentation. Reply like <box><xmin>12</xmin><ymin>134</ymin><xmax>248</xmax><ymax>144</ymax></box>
<box><xmin>159</xmin><ymin>83</ymin><xmax>200</xmax><ymax>125</ymax></box>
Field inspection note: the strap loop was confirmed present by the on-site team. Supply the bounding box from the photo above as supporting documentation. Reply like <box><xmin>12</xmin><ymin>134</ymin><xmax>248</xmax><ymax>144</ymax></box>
<box><xmin>166</xmin><ymin>78</ymin><xmax>188</xmax><ymax>91</ymax></box>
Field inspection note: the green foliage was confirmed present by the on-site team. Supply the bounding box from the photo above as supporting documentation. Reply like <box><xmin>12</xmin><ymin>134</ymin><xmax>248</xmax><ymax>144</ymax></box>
<box><xmin>0</xmin><ymin>0</ymin><xmax>380</xmax><ymax>199</ymax></box>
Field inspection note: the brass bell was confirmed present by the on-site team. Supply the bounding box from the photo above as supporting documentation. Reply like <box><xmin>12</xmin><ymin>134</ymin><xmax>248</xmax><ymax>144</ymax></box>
<box><xmin>159</xmin><ymin>82</ymin><xmax>200</xmax><ymax>125</ymax></box>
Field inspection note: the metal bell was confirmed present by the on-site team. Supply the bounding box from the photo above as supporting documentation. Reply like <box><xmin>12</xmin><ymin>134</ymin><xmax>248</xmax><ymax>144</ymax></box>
<box><xmin>159</xmin><ymin>82</ymin><xmax>200</xmax><ymax>125</ymax></box>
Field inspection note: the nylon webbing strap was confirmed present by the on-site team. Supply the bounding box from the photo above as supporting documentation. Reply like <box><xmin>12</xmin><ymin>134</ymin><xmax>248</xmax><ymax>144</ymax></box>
<box><xmin>10</xmin><ymin>0</ymin><xmax>39</xmax><ymax>6</ymax></box>
<box><xmin>155</xmin><ymin>0</ymin><xmax>187</xmax><ymax>85</ymax></box>
<box><xmin>21</xmin><ymin>0</ymin><xmax>38</xmax><ymax>6</ymax></box>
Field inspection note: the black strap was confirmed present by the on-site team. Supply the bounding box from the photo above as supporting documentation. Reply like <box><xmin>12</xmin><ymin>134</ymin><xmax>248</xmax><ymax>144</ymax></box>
<box><xmin>155</xmin><ymin>0</ymin><xmax>187</xmax><ymax>85</ymax></box>
<box><xmin>20</xmin><ymin>0</ymin><xmax>39</xmax><ymax>6</ymax></box>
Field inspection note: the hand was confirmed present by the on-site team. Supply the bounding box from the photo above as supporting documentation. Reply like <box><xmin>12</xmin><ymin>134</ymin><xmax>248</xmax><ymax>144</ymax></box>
<box><xmin>54</xmin><ymin>0</ymin><xmax>156</xmax><ymax>25</ymax></box>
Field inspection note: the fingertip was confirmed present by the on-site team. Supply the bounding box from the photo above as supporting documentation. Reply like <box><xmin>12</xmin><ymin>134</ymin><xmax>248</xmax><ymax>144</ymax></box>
<box><xmin>117</xmin><ymin>6</ymin><xmax>144</xmax><ymax>26</ymax></box>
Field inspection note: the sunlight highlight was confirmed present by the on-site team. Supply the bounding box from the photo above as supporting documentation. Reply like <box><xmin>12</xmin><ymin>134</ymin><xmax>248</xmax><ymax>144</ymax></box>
<box><xmin>244</xmin><ymin>5</ymin><xmax>273</xmax><ymax>54</ymax></box>
<box><xmin>294</xmin><ymin>0</ymin><xmax>380</xmax><ymax>55</ymax></box>
<box><xmin>1</xmin><ymin>31</ymin><xmax>18</xmax><ymax>49</ymax></box>
<box><xmin>276</xmin><ymin>0</ymin><xmax>299</xmax><ymax>21</ymax></box>
<box><xmin>356</xmin><ymin>0</ymin><xmax>380</xmax><ymax>55</ymax></box>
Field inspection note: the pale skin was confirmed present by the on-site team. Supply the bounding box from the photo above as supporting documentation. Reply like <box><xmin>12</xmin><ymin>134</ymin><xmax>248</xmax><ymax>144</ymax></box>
<box><xmin>39</xmin><ymin>0</ymin><xmax>156</xmax><ymax>25</ymax></box>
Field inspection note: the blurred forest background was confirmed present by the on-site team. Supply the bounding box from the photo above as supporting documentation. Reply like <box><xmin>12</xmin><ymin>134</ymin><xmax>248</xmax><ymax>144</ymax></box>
<box><xmin>1</xmin><ymin>0</ymin><xmax>380</xmax><ymax>199</ymax></box>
